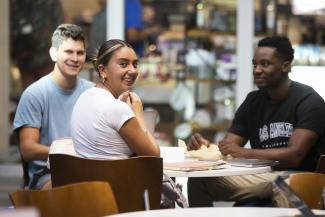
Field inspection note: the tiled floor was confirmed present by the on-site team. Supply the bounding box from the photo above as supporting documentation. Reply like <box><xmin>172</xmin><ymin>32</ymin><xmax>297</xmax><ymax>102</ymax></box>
<box><xmin>0</xmin><ymin>164</ymin><xmax>22</xmax><ymax>207</ymax></box>
<box><xmin>0</xmin><ymin>147</ymin><xmax>22</xmax><ymax>208</ymax></box>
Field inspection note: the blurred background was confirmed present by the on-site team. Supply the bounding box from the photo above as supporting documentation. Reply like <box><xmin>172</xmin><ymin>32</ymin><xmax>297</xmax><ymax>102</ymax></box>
<box><xmin>1</xmin><ymin>0</ymin><xmax>325</xmax><ymax>206</ymax></box>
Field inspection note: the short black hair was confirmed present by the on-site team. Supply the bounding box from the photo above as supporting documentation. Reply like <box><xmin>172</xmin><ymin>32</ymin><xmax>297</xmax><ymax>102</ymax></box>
<box><xmin>257</xmin><ymin>36</ymin><xmax>294</xmax><ymax>62</ymax></box>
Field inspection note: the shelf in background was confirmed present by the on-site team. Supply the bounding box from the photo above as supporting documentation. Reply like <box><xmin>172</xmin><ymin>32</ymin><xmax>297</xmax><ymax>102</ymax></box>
<box><xmin>192</xmin><ymin>121</ymin><xmax>231</xmax><ymax>131</ymax></box>
<box><xmin>156</xmin><ymin>121</ymin><xmax>231</xmax><ymax>132</ymax></box>
<box><xmin>187</xmin><ymin>29</ymin><xmax>236</xmax><ymax>38</ymax></box>
<box><xmin>186</xmin><ymin>76</ymin><xmax>235</xmax><ymax>84</ymax></box>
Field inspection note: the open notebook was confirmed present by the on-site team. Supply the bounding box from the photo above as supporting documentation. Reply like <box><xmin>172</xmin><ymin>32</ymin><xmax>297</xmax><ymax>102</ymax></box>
<box><xmin>273</xmin><ymin>176</ymin><xmax>325</xmax><ymax>217</ymax></box>
<box><xmin>164</xmin><ymin>160</ymin><xmax>227</xmax><ymax>172</ymax></box>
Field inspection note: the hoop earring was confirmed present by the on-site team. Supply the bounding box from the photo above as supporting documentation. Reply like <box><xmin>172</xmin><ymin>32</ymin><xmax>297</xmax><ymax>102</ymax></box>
<box><xmin>101</xmin><ymin>76</ymin><xmax>106</xmax><ymax>83</ymax></box>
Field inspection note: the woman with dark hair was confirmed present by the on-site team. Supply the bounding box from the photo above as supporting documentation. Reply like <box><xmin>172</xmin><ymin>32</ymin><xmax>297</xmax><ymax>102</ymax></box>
<box><xmin>71</xmin><ymin>39</ymin><xmax>160</xmax><ymax>159</ymax></box>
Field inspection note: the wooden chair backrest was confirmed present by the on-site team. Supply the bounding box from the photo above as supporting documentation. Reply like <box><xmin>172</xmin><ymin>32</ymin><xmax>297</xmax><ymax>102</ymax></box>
<box><xmin>9</xmin><ymin>181</ymin><xmax>118</xmax><ymax>217</ymax></box>
<box><xmin>49</xmin><ymin>154</ymin><xmax>163</xmax><ymax>213</ymax></box>
<box><xmin>315</xmin><ymin>154</ymin><xmax>325</xmax><ymax>174</ymax></box>
<box><xmin>289</xmin><ymin>172</ymin><xmax>325</xmax><ymax>209</ymax></box>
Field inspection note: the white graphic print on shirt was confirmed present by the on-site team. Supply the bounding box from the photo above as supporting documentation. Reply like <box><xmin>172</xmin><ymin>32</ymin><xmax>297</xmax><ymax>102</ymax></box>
<box><xmin>259</xmin><ymin>122</ymin><xmax>293</xmax><ymax>148</ymax></box>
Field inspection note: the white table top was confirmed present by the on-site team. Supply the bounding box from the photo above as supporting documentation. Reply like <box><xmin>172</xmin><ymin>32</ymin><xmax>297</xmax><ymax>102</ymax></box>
<box><xmin>109</xmin><ymin>207</ymin><xmax>325</xmax><ymax>217</ymax></box>
<box><xmin>0</xmin><ymin>208</ymin><xmax>39</xmax><ymax>217</ymax></box>
<box><xmin>164</xmin><ymin>164</ymin><xmax>271</xmax><ymax>177</ymax></box>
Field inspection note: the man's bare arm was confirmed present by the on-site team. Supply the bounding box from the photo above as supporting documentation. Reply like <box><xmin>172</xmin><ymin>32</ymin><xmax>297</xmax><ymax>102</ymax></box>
<box><xmin>219</xmin><ymin>129</ymin><xmax>317</xmax><ymax>168</ymax></box>
<box><xmin>19</xmin><ymin>127</ymin><xmax>50</xmax><ymax>162</ymax></box>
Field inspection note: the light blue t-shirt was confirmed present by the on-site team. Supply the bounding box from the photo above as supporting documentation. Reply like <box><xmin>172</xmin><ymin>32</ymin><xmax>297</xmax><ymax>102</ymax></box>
<box><xmin>13</xmin><ymin>74</ymin><xmax>93</xmax><ymax>180</ymax></box>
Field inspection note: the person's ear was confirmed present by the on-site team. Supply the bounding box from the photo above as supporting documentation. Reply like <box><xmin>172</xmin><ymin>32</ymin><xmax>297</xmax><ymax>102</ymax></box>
<box><xmin>98</xmin><ymin>64</ymin><xmax>107</xmax><ymax>78</ymax></box>
<box><xmin>282</xmin><ymin>61</ymin><xmax>291</xmax><ymax>73</ymax></box>
<box><xmin>98</xmin><ymin>64</ymin><xmax>106</xmax><ymax>74</ymax></box>
<box><xmin>49</xmin><ymin>47</ymin><xmax>58</xmax><ymax>62</ymax></box>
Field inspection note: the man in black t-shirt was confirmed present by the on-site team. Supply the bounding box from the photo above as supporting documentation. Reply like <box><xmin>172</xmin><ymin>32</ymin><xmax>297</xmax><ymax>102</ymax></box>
<box><xmin>186</xmin><ymin>36</ymin><xmax>325</xmax><ymax>207</ymax></box>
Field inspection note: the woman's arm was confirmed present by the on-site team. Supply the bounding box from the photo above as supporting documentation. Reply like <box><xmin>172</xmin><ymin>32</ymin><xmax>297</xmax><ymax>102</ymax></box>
<box><xmin>119</xmin><ymin>92</ymin><xmax>160</xmax><ymax>156</ymax></box>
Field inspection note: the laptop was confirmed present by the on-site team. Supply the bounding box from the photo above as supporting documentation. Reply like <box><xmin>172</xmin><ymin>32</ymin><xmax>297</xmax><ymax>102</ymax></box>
<box><xmin>227</xmin><ymin>158</ymin><xmax>279</xmax><ymax>168</ymax></box>
<box><xmin>273</xmin><ymin>176</ymin><xmax>325</xmax><ymax>217</ymax></box>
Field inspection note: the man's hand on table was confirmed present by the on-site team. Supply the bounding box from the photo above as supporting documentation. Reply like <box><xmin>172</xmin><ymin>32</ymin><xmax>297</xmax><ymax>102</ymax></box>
<box><xmin>218</xmin><ymin>139</ymin><xmax>247</xmax><ymax>158</ymax></box>
<box><xmin>187</xmin><ymin>133</ymin><xmax>209</xmax><ymax>151</ymax></box>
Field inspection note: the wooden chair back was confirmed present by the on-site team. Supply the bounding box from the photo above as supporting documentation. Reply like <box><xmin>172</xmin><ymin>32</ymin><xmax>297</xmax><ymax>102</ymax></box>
<box><xmin>9</xmin><ymin>181</ymin><xmax>118</xmax><ymax>217</ymax></box>
<box><xmin>49</xmin><ymin>154</ymin><xmax>163</xmax><ymax>213</ymax></box>
<box><xmin>315</xmin><ymin>154</ymin><xmax>325</xmax><ymax>174</ymax></box>
<box><xmin>289</xmin><ymin>172</ymin><xmax>325</xmax><ymax>209</ymax></box>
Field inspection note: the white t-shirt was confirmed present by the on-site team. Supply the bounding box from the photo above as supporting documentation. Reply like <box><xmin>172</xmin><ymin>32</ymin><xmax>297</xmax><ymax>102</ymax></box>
<box><xmin>71</xmin><ymin>87</ymin><xmax>135</xmax><ymax>159</ymax></box>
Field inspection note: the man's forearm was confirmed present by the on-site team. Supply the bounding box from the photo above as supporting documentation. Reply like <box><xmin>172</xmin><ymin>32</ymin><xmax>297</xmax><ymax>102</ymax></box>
<box><xmin>242</xmin><ymin>147</ymin><xmax>303</xmax><ymax>168</ymax></box>
<box><xmin>20</xmin><ymin>143</ymin><xmax>50</xmax><ymax>162</ymax></box>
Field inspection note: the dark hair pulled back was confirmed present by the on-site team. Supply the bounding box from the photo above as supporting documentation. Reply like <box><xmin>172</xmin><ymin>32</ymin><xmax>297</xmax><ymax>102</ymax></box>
<box><xmin>91</xmin><ymin>39</ymin><xmax>133</xmax><ymax>73</ymax></box>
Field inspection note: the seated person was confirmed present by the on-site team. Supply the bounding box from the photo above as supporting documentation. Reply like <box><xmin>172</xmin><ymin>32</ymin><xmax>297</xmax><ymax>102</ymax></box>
<box><xmin>71</xmin><ymin>39</ymin><xmax>160</xmax><ymax>159</ymax></box>
<box><xmin>187</xmin><ymin>36</ymin><xmax>325</xmax><ymax>207</ymax></box>
<box><xmin>13</xmin><ymin>24</ymin><xmax>93</xmax><ymax>190</ymax></box>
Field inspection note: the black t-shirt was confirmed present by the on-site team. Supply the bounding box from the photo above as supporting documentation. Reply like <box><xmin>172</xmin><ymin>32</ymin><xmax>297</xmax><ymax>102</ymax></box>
<box><xmin>229</xmin><ymin>81</ymin><xmax>325</xmax><ymax>171</ymax></box>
